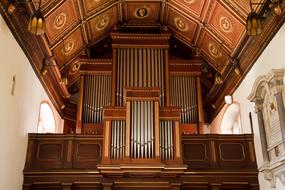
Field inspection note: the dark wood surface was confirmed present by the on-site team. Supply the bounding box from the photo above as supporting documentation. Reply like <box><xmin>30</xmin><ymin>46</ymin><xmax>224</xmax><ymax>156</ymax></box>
<box><xmin>23</xmin><ymin>133</ymin><xmax>259</xmax><ymax>190</ymax></box>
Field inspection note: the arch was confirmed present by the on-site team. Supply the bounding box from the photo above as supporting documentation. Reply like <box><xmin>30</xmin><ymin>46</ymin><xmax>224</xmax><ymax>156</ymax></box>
<box><xmin>37</xmin><ymin>101</ymin><xmax>56</xmax><ymax>133</ymax></box>
<box><xmin>220</xmin><ymin>103</ymin><xmax>241</xmax><ymax>134</ymax></box>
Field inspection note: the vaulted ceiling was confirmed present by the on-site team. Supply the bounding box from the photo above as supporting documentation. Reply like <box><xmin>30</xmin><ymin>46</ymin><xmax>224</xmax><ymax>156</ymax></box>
<box><xmin>1</xmin><ymin>0</ymin><xmax>285</xmax><ymax>122</ymax></box>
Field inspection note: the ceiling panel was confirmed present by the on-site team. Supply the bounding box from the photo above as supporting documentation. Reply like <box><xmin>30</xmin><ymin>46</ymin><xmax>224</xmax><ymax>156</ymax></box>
<box><xmin>123</xmin><ymin>1</ymin><xmax>161</xmax><ymax>24</ymax></box>
<box><xmin>207</xmin><ymin>1</ymin><xmax>245</xmax><ymax>49</ymax></box>
<box><xmin>167</xmin><ymin>7</ymin><xmax>198</xmax><ymax>44</ymax></box>
<box><xmin>169</xmin><ymin>0</ymin><xmax>207</xmax><ymax>18</ymax></box>
<box><xmin>196</xmin><ymin>30</ymin><xmax>229</xmax><ymax>73</ymax></box>
<box><xmin>81</xmin><ymin>0</ymin><xmax>116</xmax><ymax>16</ymax></box>
<box><xmin>87</xmin><ymin>6</ymin><xmax>118</xmax><ymax>42</ymax></box>
<box><xmin>44</xmin><ymin>0</ymin><xmax>79</xmax><ymax>44</ymax></box>
<box><xmin>53</xmin><ymin>27</ymin><xmax>84</xmax><ymax>67</ymax></box>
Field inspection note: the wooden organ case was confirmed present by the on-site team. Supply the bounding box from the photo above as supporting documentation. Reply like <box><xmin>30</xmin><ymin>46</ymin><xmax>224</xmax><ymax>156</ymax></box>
<box><xmin>23</xmin><ymin>32</ymin><xmax>259</xmax><ymax>190</ymax></box>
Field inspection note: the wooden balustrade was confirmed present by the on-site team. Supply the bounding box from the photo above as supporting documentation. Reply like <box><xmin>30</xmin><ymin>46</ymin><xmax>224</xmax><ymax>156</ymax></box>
<box><xmin>23</xmin><ymin>133</ymin><xmax>259</xmax><ymax>190</ymax></box>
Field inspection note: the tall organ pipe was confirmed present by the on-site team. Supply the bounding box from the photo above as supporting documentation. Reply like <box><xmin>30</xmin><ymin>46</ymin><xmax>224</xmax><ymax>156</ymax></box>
<box><xmin>82</xmin><ymin>75</ymin><xmax>111</xmax><ymax>123</ymax></box>
<box><xmin>170</xmin><ymin>76</ymin><xmax>198</xmax><ymax>123</ymax></box>
<box><xmin>115</xmin><ymin>48</ymin><xmax>165</xmax><ymax>106</ymax></box>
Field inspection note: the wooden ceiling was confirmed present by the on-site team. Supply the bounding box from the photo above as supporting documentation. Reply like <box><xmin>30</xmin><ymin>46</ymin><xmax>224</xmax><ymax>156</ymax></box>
<box><xmin>1</xmin><ymin>0</ymin><xmax>285</xmax><ymax>122</ymax></box>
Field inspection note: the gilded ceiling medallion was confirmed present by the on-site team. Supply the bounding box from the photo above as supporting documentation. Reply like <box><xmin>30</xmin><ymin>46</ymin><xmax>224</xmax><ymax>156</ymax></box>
<box><xmin>62</xmin><ymin>39</ymin><xmax>75</xmax><ymax>55</ymax></box>
<box><xmin>208</xmin><ymin>43</ymin><xmax>221</xmax><ymax>58</ymax></box>
<box><xmin>95</xmin><ymin>15</ymin><xmax>109</xmax><ymax>31</ymax></box>
<box><xmin>174</xmin><ymin>17</ymin><xmax>188</xmax><ymax>32</ymax></box>
<box><xmin>69</xmin><ymin>63</ymin><xmax>80</xmax><ymax>75</ymax></box>
<box><xmin>53</xmin><ymin>13</ymin><xmax>67</xmax><ymax>30</ymax></box>
<box><xmin>219</xmin><ymin>16</ymin><xmax>233</xmax><ymax>33</ymax></box>
<box><xmin>183</xmin><ymin>0</ymin><xmax>196</xmax><ymax>4</ymax></box>
<box><xmin>136</xmin><ymin>8</ymin><xmax>148</xmax><ymax>18</ymax></box>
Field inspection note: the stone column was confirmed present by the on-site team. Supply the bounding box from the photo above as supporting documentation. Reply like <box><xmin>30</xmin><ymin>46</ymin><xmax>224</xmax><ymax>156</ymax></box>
<box><xmin>272</xmin><ymin>85</ymin><xmax>285</xmax><ymax>147</ymax></box>
<box><xmin>254</xmin><ymin>99</ymin><xmax>270</xmax><ymax>162</ymax></box>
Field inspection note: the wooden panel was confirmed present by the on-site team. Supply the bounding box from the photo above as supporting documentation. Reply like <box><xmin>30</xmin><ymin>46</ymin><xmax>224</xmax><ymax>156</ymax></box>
<box><xmin>183</xmin><ymin>141</ymin><xmax>210</xmax><ymax>169</ymax></box>
<box><xmin>182</xmin><ymin>134</ymin><xmax>257</xmax><ymax>170</ymax></box>
<box><xmin>87</xmin><ymin>6</ymin><xmax>118</xmax><ymax>41</ymax></box>
<box><xmin>123</xmin><ymin>1</ymin><xmax>161</xmax><ymax>24</ymax></box>
<box><xmin>31</xmin><ymin>140</ymin><xmax>65</xmax><ymax>169</ymax></box>
<box><xmin>53</xmin><ymin>27</ymin><xmax>84</xmax><ymax>67</ymax></box>
<box><xmin>207</xmin><ymin>1</ymin><xmax>245</xmax><ymax>49</ymax></box>
<box><xmin>169</xmin><ymin>0</ymin><xmax>207</xmax><ymax>18</ymax></box>
<box><xmin>167</xmin><ymin>7</ymin><xmax>197</xmax><ymax>43</ymax></box>
<box><xmin>82</xmin><ymin>0</ymin><xmax>116</xmax><ymax>15</ymax></box>
<box><xmin>44</xmin><ymin>0</ymin><xmax>79</xmax><ymax>44</ymax></box>
<box><xmin>73</xmin><ymin>139</ymin><xmax>102</xmax><ymax>169</ymax></box>
<box><xmin>196</xmin><ymin>30</ymin><xmax>229</xmax><ymax>73</ymax></box>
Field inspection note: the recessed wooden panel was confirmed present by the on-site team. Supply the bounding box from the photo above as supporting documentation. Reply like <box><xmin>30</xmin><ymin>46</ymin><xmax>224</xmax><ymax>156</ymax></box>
<box><xmin>196</xmin><ymin>30</ymin><xmax>229</xmax><ymax>73</ymax></box>
<box><xmin>219</xmin><ymin>143</ymin><xmax>245</xmax><ymax>161</ymax></box>
<box><xmin>167</xmin><ymin>8</ymin><xmax>197</xmax><ymax>43</ymax></box>
<box><xmin>208</xmin><ymin>1</ymin><xmax>245</xmax><ymax>48</ymax></box>
<box><xmin>82</xmin><ymin>0</ymin><xmax>116</xmax><ymax>15</ymax></box>
<box><xmin>87</xmin><ymin>6</ymin><xmax>118</xmax><ymax>41</ymax></box>
<box><xmin>123</xmin><ymin>1</ymin><xmax>161</xmax><ymax>23</ymax></box>
<box><xmin>44</xmin><ymin>0</ymin><xmax>79</xmax><ymax>44</ymax></box>
<box><xmin>53</xmin><ymin>27</ymin><xmax>84</xmax><ymax>67</ymax></box>
<box><xmin>73</xmin><ymin>140</ymin><xmax>102</xmax><ymax>168</ymax></box>
<box><xmin>169</xmin><ymin>0</ymin><xmax>207</xmax><ymax>18</ymax></box>
<box><xmin>37</xmin><ymin>143</ymin><xmax>63</xmax><ymax>160</ymax></box>
<box><xmin>183</xmin><ymin>143</ymin><xmax>206</xmax><ymax>161</ymax></box>
<box><xmin>77</xmin><ymin>143</ymin><xmax>101</xmax><ymax>161</ymax></box>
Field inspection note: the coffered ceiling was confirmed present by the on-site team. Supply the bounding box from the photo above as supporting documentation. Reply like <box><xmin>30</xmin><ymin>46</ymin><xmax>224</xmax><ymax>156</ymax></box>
<box><xmin>1</xmin><ymin>0</ymin><xmax>284</xmax><ymax>121</ymax></box>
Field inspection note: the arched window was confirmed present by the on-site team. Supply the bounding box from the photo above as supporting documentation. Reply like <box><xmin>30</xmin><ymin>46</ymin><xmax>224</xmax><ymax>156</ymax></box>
<box><xmin>37</xmin><ymin>102</ymin><xmax>56</xmax><ymax>133</ymax></box>
<box><xmin>220</xmin><ymin>103</ymin><xmax>242</xmax><ymax>134</ymax></box>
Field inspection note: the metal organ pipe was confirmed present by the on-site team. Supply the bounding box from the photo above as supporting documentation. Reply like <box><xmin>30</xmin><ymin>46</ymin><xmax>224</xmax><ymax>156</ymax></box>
<box><xmin>82</xmin><ymin>75</ymin><xmax>111</xmax><ymax>124</ymax></box>
<box><xmin>169</xmin><ymin>76</ymin><xmax>198</xmax><ymax>123</ymax></box>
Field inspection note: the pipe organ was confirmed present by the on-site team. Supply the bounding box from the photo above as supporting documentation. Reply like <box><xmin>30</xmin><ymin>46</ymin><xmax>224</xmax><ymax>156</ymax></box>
<box><xmin>116</xmin><ymin>48</ymin><xmax>165</xmax><ymax>106</ymax></box>
<box><xmin>131</xmin><ymin>100</ymin><xmax>154</xmax><ymax>159</ymax></box>
<box><xmin>82</xmin><ymin>75</ymin><xmax>112</xmax><ymax>123</ymax></box>
<box><xmin>170</xmin><ymin>76</ymin><xmax>198</xmax><ymax>123</ymax></box>
<box><xmin>76</xmin><ymin>32</ymin><xmax>204</xmax><ymax>169</ymax></box>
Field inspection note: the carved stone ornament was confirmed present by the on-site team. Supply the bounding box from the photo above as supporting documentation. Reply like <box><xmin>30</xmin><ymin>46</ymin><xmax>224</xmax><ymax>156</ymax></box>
<box><xmin>249</xmin><ymin>69</ymin><xmax>285</xmax><ymax>188</ymax></box>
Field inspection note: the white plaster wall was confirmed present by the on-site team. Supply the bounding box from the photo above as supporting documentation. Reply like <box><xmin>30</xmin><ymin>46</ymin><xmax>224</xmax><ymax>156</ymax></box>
<box><xmin>0</xmin><ymin>15</ymin><xmax>63</xmax><ymax>190</ymax></box>
<box><xmin>211</xmin><ymin>23</ymin><xmax>285</xmax><ymax>189</ymax></box>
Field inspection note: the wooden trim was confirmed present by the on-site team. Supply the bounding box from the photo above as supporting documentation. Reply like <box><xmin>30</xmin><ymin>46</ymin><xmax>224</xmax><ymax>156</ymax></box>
<box><xmin>196</xmin><ymin>77</ymin><xmax>204</xmax><ymax>134</ymax></box>
<box><xmin>76</xmin><ymin>76</ymin><xmax>85</xmax><ymax>133</ymax></box>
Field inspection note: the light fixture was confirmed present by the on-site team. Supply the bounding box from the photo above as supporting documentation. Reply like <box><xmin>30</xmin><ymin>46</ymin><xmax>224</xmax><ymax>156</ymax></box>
<box><xmin>234</xmin><ymin>64</ymin><xmax>241</xmax><ymax>75</ymax></box>
<box><xmin>224</xmin><ymin>95</ymin><xmax>233</xmax><ymax>105</ymax></box>
<box><xmin>28</xmin><ymin>0</ymin><xmax>45</xmax><ymax>35</ymax></box>
<box><xmin>246</xmin><ymin>11</ymin><xmax>262</xmax><ymax>36</ymax></box>
<box><xmin>215</xmin><ymin>72</ymin><xmax>223</xmax><ymax>85</ymax></box>
<box><xmin>60</xmin><ymin>73</ymin><xmax>68</xmax><ymax>85</ymax></box>
<box><xmin>7</xmin><ymin>3</ymin><xmax>16</xmax><ymax>14</ymax></box>
<box><xmin>273</xmin><ymin>1</ymin><xmax>283</xmax><ymax>15</ymax></box>
<box><xmin>246</xmin><ymin>0</ymin><xmax>283</xmax><ymax>36</ymax></box>
<box><xmin>7</xmin><ymin>0</ymin><xmax>45</xmax><ymax>35</ymax></box>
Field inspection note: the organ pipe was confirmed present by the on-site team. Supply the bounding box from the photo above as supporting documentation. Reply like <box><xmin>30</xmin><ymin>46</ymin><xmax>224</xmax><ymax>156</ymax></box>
<box><xmin>116</xmin><ymin>48</ymin><xmax>165</xmax><ymax>106</ymax></box>
<box><xmin>83</xmin><ymin>75</ymin><xmax>111</xmax><ymax>123</ymax></box>
<box><xmin>131</xmin><ymin>101</ymin><xmax>154</xmax><ymax>159</ymax></box>
<box><xmin>111</xmin><ymin>120</ymin><xmax>126</xmax><ymax>160</ymax></box>
<box><xmin>170</xmin><ymin>76</ymin><xmax>198</xmax><ymax>123</ymax></box>
<box><xmin>160</xmin><ymin>120</ymin><xmax>174</xmax><ymax>160</ymax></box>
